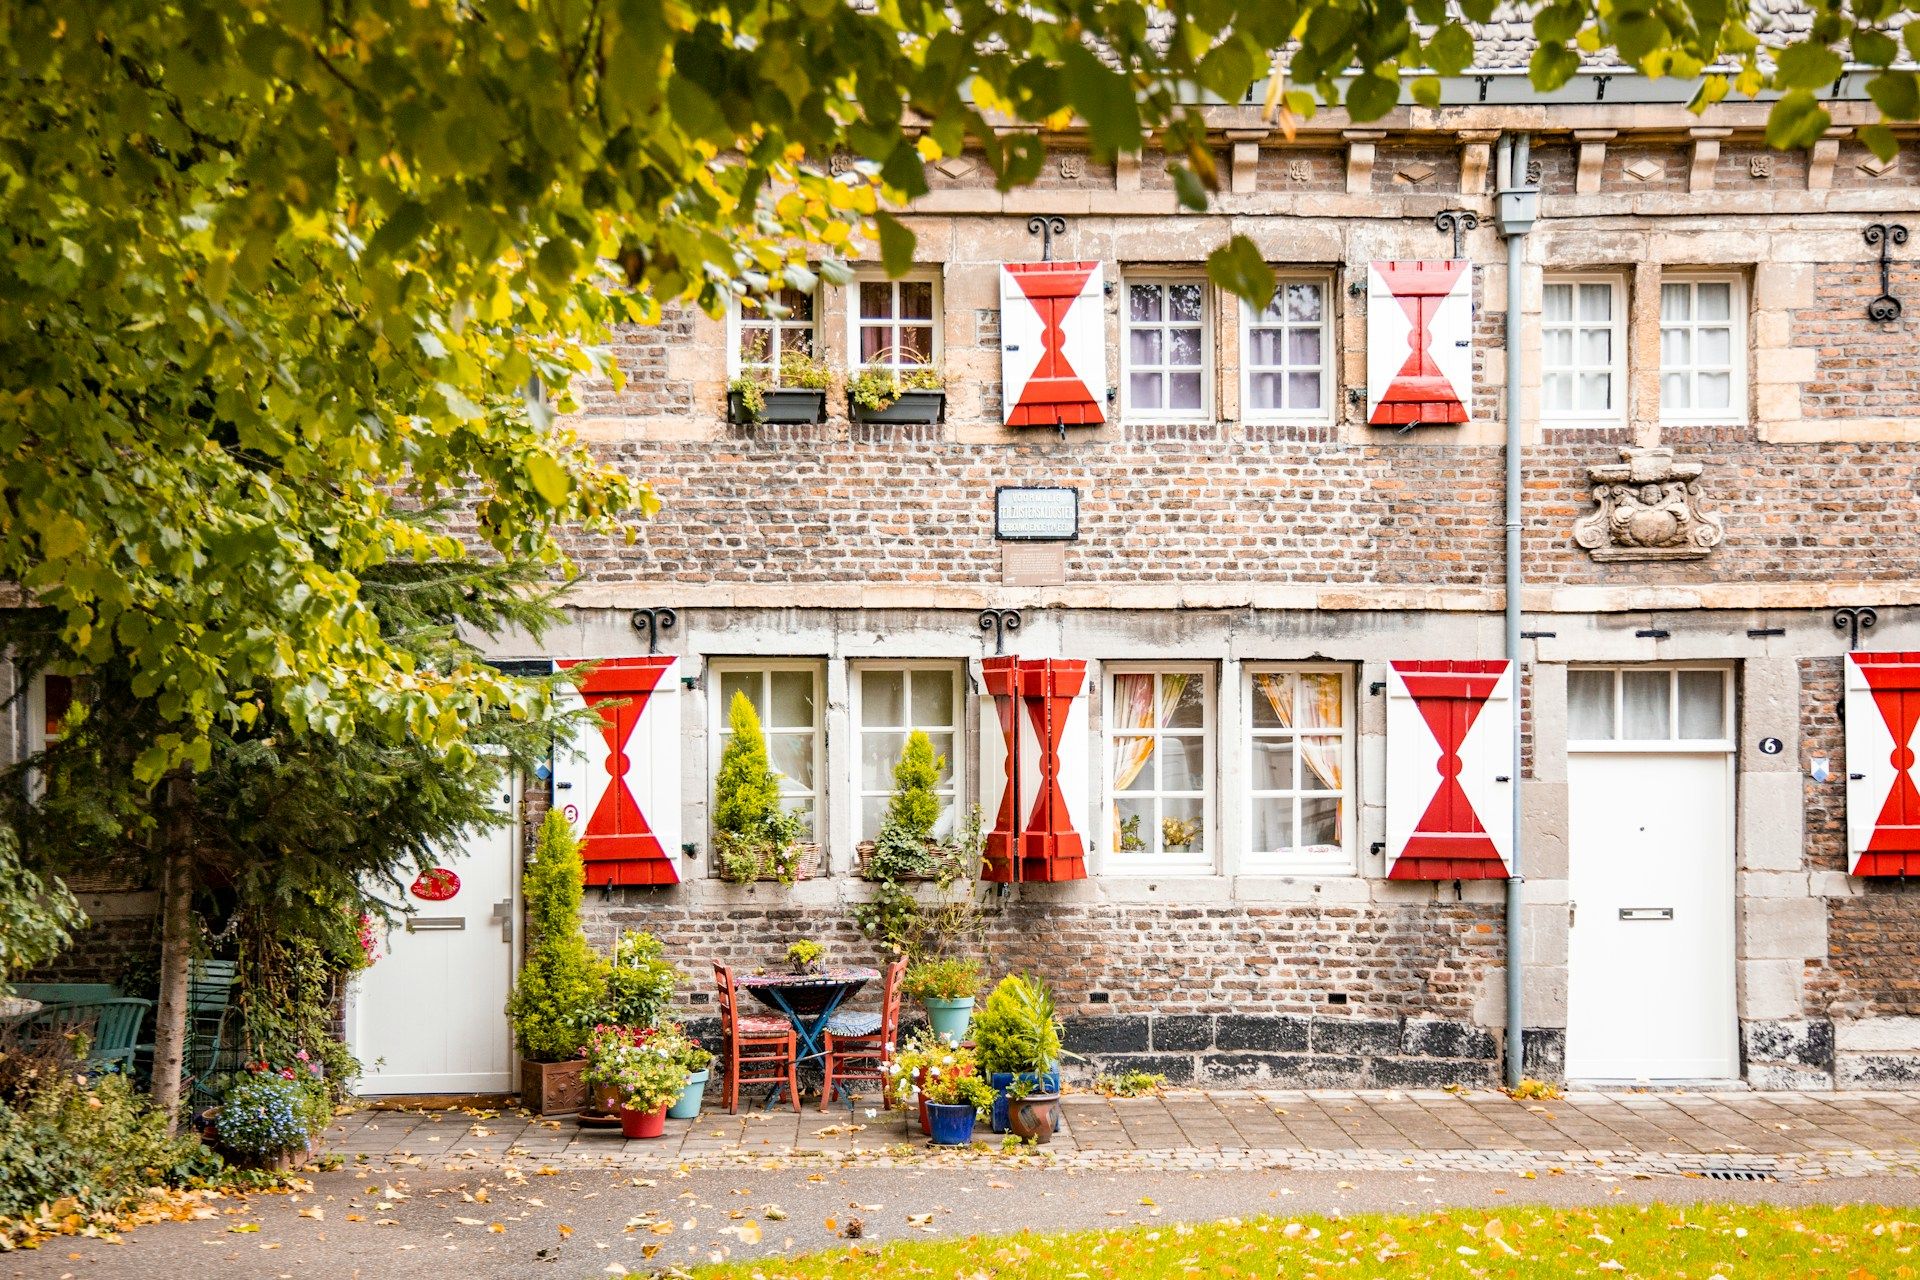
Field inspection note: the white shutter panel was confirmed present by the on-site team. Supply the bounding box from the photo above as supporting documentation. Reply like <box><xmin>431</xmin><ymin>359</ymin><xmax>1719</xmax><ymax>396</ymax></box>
<box><xmin>1000</xmin><ymin>261</ymin><xmax>1106</xmax><ymax>427</ymax></box>
<box><xmin>1846</xmin><ymin>651</ymin><xmax>1920</xmax><ymax>875</ymax></box>
<box><xmin>1367</xmin><ymin>260</ymin><xmax>1473</xmax><ymax>427</ymax></box>
<box><xmin>1384</xmin><ymin>661</ymin><xmax>1513</xmax><ymax>880</ymax></box>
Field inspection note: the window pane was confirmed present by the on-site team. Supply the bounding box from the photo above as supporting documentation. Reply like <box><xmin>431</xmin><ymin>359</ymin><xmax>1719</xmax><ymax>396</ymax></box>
<box><xmin>1621</xmin><ymin>671</ymin><xmax>1671</xmax><ymax>740</ymax></box>
<box><xmin>1113</xmin><ymin>674</ymin><xmax>1155</xmax><ymax>728</ymax></box>
<box><xmin>1288</xmin><ymin>328</ymin><xmax>1322</xmax><ymax>365</ymax></box>
<box><xmin>1114</xmin><ymin>797</ymin><xmax>1152</xmax><ymax>852</ymax></box>
<box><xmin>1298</xmin><ymin>735</ymin><xmax>1341</xmax><ymax>790</ymax></box>
<box><xmin>770</xmin><ymin>732</ymin><xmax>815</xmax><ymax>789</ymax></box>
<box><xmin>738</xmin><ymin>324</ymin><xmax>773</xmax><ymax>365</ymax></box>
<box><xmin>1662</xmin><ymin>371</ymin><xmax>1689</xmax><ymax>408</ymax></box>
<box><xmin>1159</xmin><ymin>736</ymin><xmax>1204</xmax><ymax>791</ymax></box>
<box><xmin>1696</xmin><ymin>282</ymin><xmax>1732</xmax><ymax>321</ymax></box>
<box><xmin>1252</xmin><ymin>796</ymin><xmax>1294</xmax><ymax>852</ymax></box>
<box><xmin>1661</xmin><ymin>327</ymin><xmax>1690</xmax><ymax>366</ymax></box>
<box><xmin>1661</xmin><ymin>282</ymin><xmax>1689</xmax><ymax>322</ymax></box>
<box><xmin>1250</xmin><ymin>737</ymin><xmax>1295</xmax><ymax>790</ymax></box>
<box><xmin>1697</xmin><ymin>326</ymin><xmax>1731</xmax><ymax>366</ymax></box>
<box><xmin>1577</xmin><ymin>282</ymin><xmax>1612</xmax><ymax>321</ymax></box>
<box><xmin>910</xmin><ymin>672</ymin><xmax>953</xmax><ymax>727</ymax></box>
<box><xmin>860</xmin><ymin>796</ymin><xmax>887</xmax><ymax>842</ymax></box>
<box><xmin>1568</xmin><ymin>670</ymin><xmax>1615</xmax><ymax>740</ymax></box>
<box><xmin>776</xmin><ymin>287</ymin><xmax>815</xmax><ymax>319</ymax></box>
<box><xmin>1299</xmin><ymin>797</ymin><xmax>1341</xmax><ymax>847</ymax></box>
<box><xmin>1577</xmin><ymin>326</ymin><xmax>1612</xmax><ymax>366</ymax></box>
<box><xmin>1250</xmin><ymin>371</ymin><xmax>1282</xmax><ymax>410</ymax></box>
<box><xmin>1161</xmin><ymin>796</ymin><xmax>1204</xmax><ymax>854</ymax></box>
<box><xmin>1578</xmin><ymin>371</ymin><xmax>1611</xmax><ymax>410</ymax></box>
<box><xmin>1168</xmin><ymin>327</ymin><xmax>1202</xmax><ymax>367</ymax></box>
<box><xmin>896</xmin><ymin>324</ymin><xmax>934</xmax><ymax>363</ymax></box>
<box><xmin>860</xmin><ymin>325</ymin><xmax>891</xmax><ymax>364</ymax></box>
<box><xmin>898</xmin><ymin>280</ymin><xmax>933</xmax><ymax>319</ymax></box>
<box><xmin>1129</xmin><ymin>328</ymin><xmax>1163</xmax><ymax>364</ymax></box>
<box><xmin>1115</xmin><ymin>738</ymin><xmax>1156</xmax><ymax>790</ymax></box>
<box><xmin>1544</xmin><ymin>372</ymin><xmax>1572</xmax><ymax>412</ymax></box>
<box><xmin>769</xmin><ymin>670</ymin><xmax>814</xmax><ymax>728</ymax></box>
<box><xmin>1249</xmin><ymin>675</ymin><xmax>1287</xmax><ymax>728</ymax></box>
<box><xmin>1286</xmin><ymin>283</ymin><xmax>1322</xmax><ymax>322</ymax></box>
<box><xmin>1248</xmin><ymin>329</ymin><xmax>1284</xmax><ymax>366</ymax></box>
<box><xmin>1162</xmin><ymin>676</ymin><xmax>1204</xmax><ymax>728</ymax></box>
<box><xmin>1677</xmin><ymin>671</ymin><xmax>1726</xmax><ymax>739</ymax></box>
<box><xmin>720</xmin><ymin>671</ymin><xmax>759</xmax><ymax>719</ymax></box>
<box><xmin>782</xmin><ymin>326</ymin><xmax>814</xmax><ymax>358</ymax></box>
<box><xmin>1129</xmin><ymin>285</ymin><xmax>1162</xmax><ymax>322</ymax></box>
<box><xmin>1298</xmin><ymin>673</ymin><xmax>1343</xmax><ymax>726</ymax></box>
<box><xmin>1697</xmin><ymin>371</ymin><xmax>1731</xmax><ymax>408</ymax></box>
<box><xmin>860</xmin><ymin>281</ymin><xmax>893</xmax><ymax>319</ymax></box>
<box><xmin>1543</xmin><ymin>284</ymin><xmax>1572</xmax><ymax>322</ymax></box>
<box><xmin>861</xmin><ymin>669</ymin><xmax>903</xmax><ymax>727</ymax></box>
<box><xmin>1543</xmin><ymin>329</ymin><xmax>1573</xmax><ymax>366</ymax></box>
<box><xmin>1168</xmin><ymin>372</ymin><xmax>1202</xmax><ymax>409</ymax></box>
<box><xmin>1129</xmin><ymin>371</ymin><xmax>1161</xmax><ymax>408</ymax></box>
<box><xmin>924</xmin><ymin>732</ymin><xmax>956</xmax><ymax>785</ymax></box>
<box><xmin>1287</xmin><ymin>371</ymin><xmax>1320</xmax><ymax>408</ymax></box>
<box><xmin>861</xmin><ymin>730</ymin><xmax>905</xmax><ymax>792</ymax></box>
<box><xmin>1167</xmin><ymin>282</ymin><xmax>1204</xmax><ymax>322</ymax></box>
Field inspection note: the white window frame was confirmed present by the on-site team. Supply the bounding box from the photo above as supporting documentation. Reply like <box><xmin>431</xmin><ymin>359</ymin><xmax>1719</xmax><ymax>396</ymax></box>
<box><xmin>1120</xmin><ymin>274</ymin><xmax>1212</xmax><ymax>423</ymax></box>
<box><xmin>725</xmin><ymin>287</ymin><xmax>821</xmax><ymax>381</ymax></box>
<box><xmin>25</xmin><ymin>672</ymin><xmax>72</xmax><ymax>755</ymax></box>
<box><xmin>848</xmin><ymin>660</ymin><xmax>966</xmax><ymax>846</ymax></box>
<box><xmin>1539</xmin><ymin>273</ymin><xmax>1627</xmax><ymax>427</ymax></box>
<box><xmin>1239</xmin><ymin>273</ymin><xmax>1335</xmax><ymax>424</ymax></box>
<box><xmin>1566</xmin><ymin>666</ymin><xmax>1734</xmax><ymax>753</ymax></box>
<box><xmin>707</xmin><ymin>659</ymin><xmax>826</xmax><ymax>843</ymax></box>
<box><xmin>1242</xmin><ymin>664</ymin><xmax>1358</xmax><ymax>875</ymax></box>
<box><xmin>1102</xmin><ymin>662</ymin><xmax>1214</xmax><ymax>874</ymax></box>
<box><xmin>1659</xmin><ymin>273</ymin><xmax>1747</xmax><ymax>426</ymax></box>
<box><xmin>848</xmin><ymin>272</ymin><xmax>942</xmax><ymax>374</ymax></box>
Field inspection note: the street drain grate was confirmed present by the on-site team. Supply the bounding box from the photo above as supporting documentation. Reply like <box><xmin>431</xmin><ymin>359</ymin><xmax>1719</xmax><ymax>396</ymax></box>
<box><xmin>1701</xmin><ymin>1168</ymin><xmax>1776</xmax><ymax>1182</ymax></box>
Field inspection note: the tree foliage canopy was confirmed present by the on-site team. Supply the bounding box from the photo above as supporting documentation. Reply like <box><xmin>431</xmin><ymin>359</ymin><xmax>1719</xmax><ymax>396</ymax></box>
<box><xmin>3</xmin><ymin>0</ymin><xmax>1905</xmax><ymax>780</ymax></box>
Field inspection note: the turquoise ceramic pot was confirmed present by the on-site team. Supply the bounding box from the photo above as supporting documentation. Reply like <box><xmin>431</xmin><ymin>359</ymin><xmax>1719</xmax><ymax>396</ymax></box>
<box><xmin>667</xmin><ymin>1069</ymin><xmax>709</xmax><ymax>1120</ymax></box>
<box><xmin>924</xmin><ymin>997</ymin><xmax>974</xmax><ymax>1043</ymax></box>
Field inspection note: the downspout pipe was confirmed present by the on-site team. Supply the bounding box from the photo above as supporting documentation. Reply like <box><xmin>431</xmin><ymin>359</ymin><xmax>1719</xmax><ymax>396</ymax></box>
<box><xmin>1495</xmin><ymin>134</ymin><xmax>1538</xmax><ymax>1088</ymax></box>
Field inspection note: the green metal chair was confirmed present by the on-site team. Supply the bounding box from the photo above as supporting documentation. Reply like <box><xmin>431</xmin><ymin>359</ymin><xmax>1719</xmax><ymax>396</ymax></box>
<box><xmin>184</xmin><ymin>959</ymin><xmax>240</xmax><ymax>1105</ymax></box>
<box><xmin>11</xmin><ymin>982</ymin><xmax>121</xmax><ymax>1004</ymax></box>
<box><xmin>19</xmin><ymin>998</ymin><xmax>153</xmax><ymax>1073</ymax></box>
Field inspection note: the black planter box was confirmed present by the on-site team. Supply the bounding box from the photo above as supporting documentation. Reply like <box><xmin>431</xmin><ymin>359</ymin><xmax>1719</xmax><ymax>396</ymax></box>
<box><xmin>728</xmin><ymin>388</ymin><xmax>827</xmax><ymax>425</ymax></box>
<box><xmin>850</xmin><ymin>389</ymin><xmax>946</xmax><ymax>425</ymax></box>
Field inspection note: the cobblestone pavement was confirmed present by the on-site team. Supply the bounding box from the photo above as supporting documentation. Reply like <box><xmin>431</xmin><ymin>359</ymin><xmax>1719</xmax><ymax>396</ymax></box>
<box><xmin>325</xmin><ymin>1086</ymin><xmax>1920</xmax><ymax>1182</ymax></box>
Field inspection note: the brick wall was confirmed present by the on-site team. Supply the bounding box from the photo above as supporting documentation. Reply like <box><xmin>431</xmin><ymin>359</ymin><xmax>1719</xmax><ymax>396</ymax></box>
<box><xmin>1794</xmin><ymin>263</ymin><xmax>1920</xmax><ymax>419</ymax></box>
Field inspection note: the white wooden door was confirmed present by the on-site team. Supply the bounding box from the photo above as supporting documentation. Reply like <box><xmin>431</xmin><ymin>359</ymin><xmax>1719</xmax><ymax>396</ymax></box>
<box><xmin>350</xmin><ymin>788</ymin><xmax>518</xmax><ymax>1095</ymax></box>
<box><xmin>1566</xmin><ymin>749</ymin><xmax>1736</xmax><ymax>1081</ymax></box>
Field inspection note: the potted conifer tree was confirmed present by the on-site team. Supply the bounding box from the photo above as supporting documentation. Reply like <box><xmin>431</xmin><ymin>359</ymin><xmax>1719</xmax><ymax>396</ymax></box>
<box><xmin>712</xmin><ymin>691</ymin><xmax>814</xmax><ymax>882</ymax></box>
<box><xmin>973</xmin><ymin>973</ymin><xmax>1067</xmax><ymax>1139</ymax></box>
<box><xmin>506</xmin><ymin>810</ymin><xmax>607</xmax><ymax>1115</ymax></box>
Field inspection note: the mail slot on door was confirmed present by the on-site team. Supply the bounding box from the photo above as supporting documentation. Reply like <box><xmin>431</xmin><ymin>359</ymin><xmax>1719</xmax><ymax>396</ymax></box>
<box><xmin>1618</xmin><ymin>907</ymin><xmax>1674</xmax><ymax>921</ymax></box>
<box><xmin>405</xmin><ymin>916</ymin><xmax>466</xmax><ymax>932</ymax></box>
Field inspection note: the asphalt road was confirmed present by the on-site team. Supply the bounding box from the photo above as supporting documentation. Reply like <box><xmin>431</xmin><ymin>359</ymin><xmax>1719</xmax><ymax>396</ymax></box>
<box><xmin>11</xmin><ymin>1165</ymin><xmax>1920</xmax><ymax>1280</ymax></box>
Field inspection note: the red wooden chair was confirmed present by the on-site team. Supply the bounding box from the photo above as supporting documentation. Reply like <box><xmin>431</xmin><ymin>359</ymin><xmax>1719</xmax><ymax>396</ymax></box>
<box><xmin>819</xmin><ymin>955</ymin><xmax>907</xmax><ymax>1111</ymax></box>
<box><xmin>712</xmin><ymin>961</ymin><xmax>800</xmax><ymax>1114</ymax></box>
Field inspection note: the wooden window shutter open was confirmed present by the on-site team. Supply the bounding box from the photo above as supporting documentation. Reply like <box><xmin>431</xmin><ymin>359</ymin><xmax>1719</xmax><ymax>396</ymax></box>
<box><xmin>981</xmin><ymin>656</ymin><xmax>1090</xmax><ymax>882</ymax></box>
<box><xmin>554</xmin><ymin>656</ymin><xmax>682</xmax><ymax>888</ymax></box>
<box><xmin>1385</xmin><ymin>660</ymin><xmax>1513</xmax><ymax>880</ymax></box>
<box><xmin>1000</xmin><ymin>261</ymin><xmax>1106</xmax><ymax>427</ymax></box>
<box><xmin>1846</xmin><ymin>651</ymin><xmax>1920</xmax><ymax>876</ymax></box>
<box><xmin>1367</xmin><ymin>260</ymin><xmax>1473</xmax><ymax>427</ymax></box>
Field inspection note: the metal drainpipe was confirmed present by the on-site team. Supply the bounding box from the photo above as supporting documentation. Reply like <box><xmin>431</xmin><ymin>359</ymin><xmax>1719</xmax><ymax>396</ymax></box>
<box><xmin>1495</xmin><ymin>134</ymin><xmax>1538</xmax><ymax>1088</ymax></box>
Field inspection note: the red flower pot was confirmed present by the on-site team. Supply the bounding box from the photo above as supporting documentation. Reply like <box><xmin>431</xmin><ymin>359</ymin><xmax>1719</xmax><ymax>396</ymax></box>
<box><xmin>619</xmin><ymin>1104</ymin><xmax>668</xmax><ymax>1139</ymax></box>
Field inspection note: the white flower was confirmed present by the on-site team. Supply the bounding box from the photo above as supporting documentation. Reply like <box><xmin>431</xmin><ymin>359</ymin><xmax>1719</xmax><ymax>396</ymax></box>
<box><xmin>864</xmin><ymin>1109</ymin><xmax>877</xmax><ymax>1118</ymax></box>
<box><xmin>942</xmin><ymin>1055</ymin><xmax>955</xmax><ymax>1065</ymax></box>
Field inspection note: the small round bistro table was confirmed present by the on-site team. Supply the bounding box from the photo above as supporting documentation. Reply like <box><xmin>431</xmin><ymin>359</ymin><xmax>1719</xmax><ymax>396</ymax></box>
<box><xmin>736</xmin><ymin>967</ymin><xmax>878</xmax><ymax>1105</ymax></box>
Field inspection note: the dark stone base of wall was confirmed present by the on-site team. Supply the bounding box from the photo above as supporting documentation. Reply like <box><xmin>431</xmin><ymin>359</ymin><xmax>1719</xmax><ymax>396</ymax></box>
<box><xmin>1744</xmin><ymin>1018</ymin><xmax>1836</xmax><ymax>1090</ymax></box>
<box><xmin>1068</xmin><ymin>1013</ymin><xmax>1500</xmax><ymax>1089</ymax></box>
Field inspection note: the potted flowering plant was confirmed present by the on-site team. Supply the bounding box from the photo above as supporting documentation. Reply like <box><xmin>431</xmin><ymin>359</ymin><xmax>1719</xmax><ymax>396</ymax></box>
<box><xmin>653</xmin><ymin>1022</ymin><xmax>715</xmax><ymax>1119</ymax></box>
<box><xmin>602</xmin><ymin>1036</ymin><xmax>691</xmax><ymax>1139</ymax></box>
<box><xmin>728</xmin><ymin>345</ymin><xmax>833</xmax><ymax>425</ymax></box>
<box><xmin>886</xmin><ymin>1026</ymin><xmax>968</xmax><ymax>1136</ymax></box>
<box><xmin>915</xmin><ymin>1043</ymin><xmax>994</xmax><ymax>1146</ymax></box>
<box><xmin>580</xmin><ymin>1023</ymin><xmax>648</xmax><ymax>1125</ymax></box>
<box><xmin>902</xmin><ymin>956</ymin><xmax>981</xmax><ymax>1042</ymax></box>
<box><xmin>211</xmin><ymin>1058</ymin><xmax>332</xmax><ymax>1168</ymax></box>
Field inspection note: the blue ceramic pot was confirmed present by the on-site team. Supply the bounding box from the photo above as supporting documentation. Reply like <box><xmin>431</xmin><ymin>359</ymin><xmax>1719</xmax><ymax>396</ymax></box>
<box><xmin>925</xmin><ymin>1101</ymin><xmax>978</xmax><ymax>1146</ymax></box>
<box><xmin>667</xmin><ymin>1069</ymin><xmax>709</xmax><ymax>1120</ymax></box>
<box><xmin>924</xmin><ymin>997</ymin><xmax>975</xmax><ymax>1043</ymax></box>
<box><xmin>989</xmin><ymin>1069</ymin><xmax>1061</xmax><ymax>1133</ymax></box>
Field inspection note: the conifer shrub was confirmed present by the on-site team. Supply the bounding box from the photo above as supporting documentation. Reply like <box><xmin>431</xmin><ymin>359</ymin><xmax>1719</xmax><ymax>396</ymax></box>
<box><xmin>505</xmin><ymin>811</ymin><xmax>607</xmax><ymax>1061</ymax></box>
<box><xmin>712</xmin><ymin>692</ymin><xmax>805</xmax><ymax>882</ymax></box>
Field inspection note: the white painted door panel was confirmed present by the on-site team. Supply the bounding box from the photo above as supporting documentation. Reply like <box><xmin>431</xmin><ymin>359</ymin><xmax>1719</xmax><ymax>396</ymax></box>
<box><xmin>350</xmin><ymin>793</ymin><xmax>517</xmax><ymax>1095</ymax></box>
<box><xmin>1567</xmin><ymin>752</ymin><xmax>1735</xmax><ymax>1081</ymax></box>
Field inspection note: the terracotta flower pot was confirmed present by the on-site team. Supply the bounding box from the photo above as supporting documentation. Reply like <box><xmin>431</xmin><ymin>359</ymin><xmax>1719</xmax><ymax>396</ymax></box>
<box><xmin>619</xmin><ymin>1103</ymin><xmax>668</xmax><ymax>1139</ymax></box>
<box><xmin>1007</xmin><ymin>1092</ymin><xmax>1060</xmax><ymax>1144</ymax></box>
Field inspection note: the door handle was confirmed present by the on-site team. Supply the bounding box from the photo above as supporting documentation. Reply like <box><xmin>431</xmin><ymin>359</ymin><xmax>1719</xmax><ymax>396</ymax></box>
<box><xmin>405</xmin><ymin>915</ymin><xmax>466</xmax><ymax>932</ymax></box>
<box><xmin>1569</xmin><ymin>901</ymin><xmax>1576</xmax><ymax>928</ymax></box>
<box><xmin>492</xmin><ymin>899</ymin><xmax>514</xmax><ymax>944</ymax></box>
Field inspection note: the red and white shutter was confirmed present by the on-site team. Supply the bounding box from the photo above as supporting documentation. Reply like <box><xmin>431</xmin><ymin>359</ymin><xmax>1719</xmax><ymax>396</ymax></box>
<box><xmin>1367</xmin><ymin>260</ymin><xmax>1473</xmax><ymax>427</ymax></box>
<box><xmin>1385</xmin><ymin>660</ymin><xmax>1513</xmax><ymax>880</ymax></box>
<box><xmin>981</xmin><ymin>657</ymin><xmax>1089</xmax><ymax>882</ymax></box>
<box><xmin>1846</xmin><ymin>651</ymin><xmax>1920</xmax><ymax>876</ymax></box>
<box><xmin>1000</xmin><ymin>261</ymin><xmax>1106</xmax><ymax>427</ymax></box>
<box><xmin>554</xmin><ymin>656</ymin><xmax>682</xmax><ymax>888</ymax></box>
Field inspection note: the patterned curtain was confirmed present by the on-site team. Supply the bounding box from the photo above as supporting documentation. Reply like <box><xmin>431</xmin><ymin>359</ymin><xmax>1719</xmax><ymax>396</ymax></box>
<box><xmin>1253</xmin><ymin>672</ymin><xmax>1343</xmax><ymax>792</ymax></box>
<box><xmin>1110</xmin><ymin>674</ymin><xmax>1158</xmax><ymax>796</ymax></box>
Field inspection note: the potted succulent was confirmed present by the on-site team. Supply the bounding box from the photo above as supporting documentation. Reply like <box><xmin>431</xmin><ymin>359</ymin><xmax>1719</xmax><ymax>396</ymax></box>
<box><xmin>659</xmin><ymin>1023</ymin><xmax>715</xmax><ymax>1119</ymax></box>
<box><xmin>728</xmin><ymin>347</ymin><xmax>833</xmax><ymax>425</ymax></box>
<box><xmin>846</xmin><ymin>358</ymin><xmax>946</xmax><ymax>425</ymax></box>
<box><xmin>972</xmin><ymin>973</ymin><xmax>1068</xmax><ymax>1136</ymax></box>
<box><xmin>902</xmin><ymin>956</ymin><xmax>981</xmax><ymax>1042</ymax></box>
<box><xmin>506</xmin><ymin>811</ymin><xmax>608</xmax><ymax>1115</ymax></box>
<box><xmin>608</xmin><ymin>1035</ymin><xmax>692</xmax><ymax>1139</ymax></box>
<box><xmin>915</xmin><ymin>1041</ymin><xmax>994</xmax><ymax>1146</ymax></box>
<box><xmin>786</xmin><ymin>938</ymin><xmax>825</xmax><ymax>975</ymax></box>
<box><xmin>713</xmin><ymin>692</ymin><xmax>816</xmax><ymax>883</ymax></box>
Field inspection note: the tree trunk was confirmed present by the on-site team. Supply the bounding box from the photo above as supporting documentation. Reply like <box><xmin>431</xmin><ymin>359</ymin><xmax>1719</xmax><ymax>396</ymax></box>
<box><xmin>149</xmin><ymin>785</ymin><xmax>196</xmax><ymax>1127</ymax></box>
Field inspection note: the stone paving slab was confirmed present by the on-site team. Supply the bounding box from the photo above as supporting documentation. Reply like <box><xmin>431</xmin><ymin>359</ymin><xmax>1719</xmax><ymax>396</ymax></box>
<box><xmin>325</xmin><ymin>1087</ymin><xmax>1920</xmax><ymax>1183</ymax></box>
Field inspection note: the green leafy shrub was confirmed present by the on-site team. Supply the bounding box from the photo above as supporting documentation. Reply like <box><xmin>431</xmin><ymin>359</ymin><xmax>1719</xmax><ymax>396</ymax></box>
<box><xmin>902</xmin><ymin>956</ymin><xmax>981</xmax><ymax>1002</ymax></box>
<box><xmin>0</xmin><ymin>1066</ymin><xmax>215</xmax><ymax>1220</ymax></box>
<box><xmin>971</xmin><ymin>973</ymin><xmax>1065</xmax><ymax>1077</ymax></box>
<box><xmin>506</xmin><ymin>811</ymin><xmax>608</xmax><ymax>1060</ymax></box>
<box><xmin>603</xmin><ymin>930</ymin><xmax>680</xmax><ymax>1029</ymax></box>
<box><xmin>713</xmin><ymin>692</ymin><xmax>806</xmax><ymax>883</ymax></box>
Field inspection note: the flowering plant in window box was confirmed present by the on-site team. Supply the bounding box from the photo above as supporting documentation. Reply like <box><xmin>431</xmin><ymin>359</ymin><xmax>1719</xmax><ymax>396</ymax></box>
<box><xmin>847</xmin><ymin>359</ymin><xmax>945</xmax><ymax>425</ymax></box>
<box><xmin>727</xmin><ymin>346</ymin><xmax>833</xmax><ymax>425</ymax></box>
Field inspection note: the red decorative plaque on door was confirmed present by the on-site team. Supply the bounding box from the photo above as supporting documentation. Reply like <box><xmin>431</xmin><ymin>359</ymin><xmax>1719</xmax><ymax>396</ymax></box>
<box><xmin>409</xmin><ymin>867</ymin><xmax>461</xmax><ymax>901</ymax></box>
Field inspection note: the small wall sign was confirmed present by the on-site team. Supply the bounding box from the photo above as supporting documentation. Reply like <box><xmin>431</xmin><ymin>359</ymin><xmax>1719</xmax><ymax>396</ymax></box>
<box><xmin>409</xmin><ymin>867</ymin><xmax>461</xmax><ymax>902</ymax></box>
<box><xmin>1758</xmin><ymin>737</ymin><xmax>1784</xmax><ymax>756</ymax></box>
<box><xmin>995</xmin><ymin>486</ymin><xmax>1079</xmax><ymax>541</ymax></box>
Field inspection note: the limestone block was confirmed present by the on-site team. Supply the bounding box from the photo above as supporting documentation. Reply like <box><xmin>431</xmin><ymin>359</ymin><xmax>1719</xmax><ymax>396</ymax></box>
<box><xmin>1756</xmin><ymin>380</ymin><xmax>1804</xmax><ymax>423</ymax></box>
<box><xmin>1738</xmin><ymin>870</ymin><xmax>1810</xmax><ymax>899</ymax></box>
<box><xmin>1738</xmin><ymin>771</ymin><xmax>1806</xmax><ymax>871</ymax></box>
<box><xmin>1739</xmin><ymin>897</ymin><xmax>1826</xmax><ymax>962</ymax></box>
<box><xmin>1740</xmin><ymin>659</ymin><xmax>1802</xmax><ymax>773</ymax></box>
<box><xmin>1737</xmin><ymin>958</ymin><xmax>1806</xmax><ymax>1020</ymax></box>
<box><xmin>1836</xmin><ymin>1016</ymin><xmax>1920</xmax><ymax>1052</ymax></box>
<box><xmin>1752</xmin><ymin>260</ymin><xmax>1816</xmax><ymax>308</ymax></box>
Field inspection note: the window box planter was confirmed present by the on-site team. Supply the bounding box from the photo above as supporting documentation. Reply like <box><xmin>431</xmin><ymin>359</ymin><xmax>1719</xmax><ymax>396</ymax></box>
<box><xmin>854</xmin><ymin>838</ymin><xmax>958</xmax><ymax>883</ymax></box>
<box><xmin>727</xmin><ymin>389</ymin><xmax>827</xmax><ymax>425</ymax></box>
<box><xmin>716</xmin><ymin>841</ymin><xmax>822</xmax><ymax>885</ymax></box>
<box><xmin>850</xmin><ymin>390</ymin><xmax>946</xmax><ymax>425</ymax></box>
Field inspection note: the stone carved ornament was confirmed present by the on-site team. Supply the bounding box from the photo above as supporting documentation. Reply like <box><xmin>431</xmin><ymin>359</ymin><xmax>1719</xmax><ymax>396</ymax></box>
<box><xmin>1572</xmin><ymin>447</ymin><xmax>1725</xmax><ymax>562</ymax></box>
